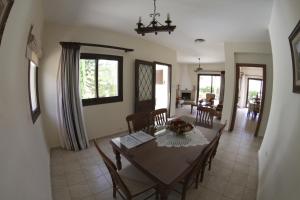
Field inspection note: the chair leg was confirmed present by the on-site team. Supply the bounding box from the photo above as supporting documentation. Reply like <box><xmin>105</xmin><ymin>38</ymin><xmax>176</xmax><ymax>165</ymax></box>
<box><xmin>181</xmin><ymin>181</ymin><xmax>188</xmax><ymax>200</ymax></box>
<box><xmin>195</xmin><ymin>172</ymin><xmax>200</xmax><ymax>189</ymax></box>
<box><xmin>208</xmin><ymin>156</ymin><xmax>212</xmax><ymax>171</ymax></box>
<box><xmin>155</xmin><ymin>188</ymin><xmax>159</xmax><ymax>200</ymax></box>
<box><xmin>200</xmin><ymin>165</ymin><xmax>206</xmax><ymax>183</ymax></box>
<box><xmin>112</xmin><ymin>183</ymin><xmax>117</xmax><ymax>198</ymax></box>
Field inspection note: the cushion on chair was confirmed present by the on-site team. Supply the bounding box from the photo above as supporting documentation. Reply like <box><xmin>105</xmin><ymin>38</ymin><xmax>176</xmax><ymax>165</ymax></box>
<box><xmin>118</xmin><ymin>165</ymin><xmax>156</xmax><ymax>195</ymax></box>
<box><xmin>206</xmin><ymin>93</ymin><xmax>215</xmax><ymax>102</ymax></box>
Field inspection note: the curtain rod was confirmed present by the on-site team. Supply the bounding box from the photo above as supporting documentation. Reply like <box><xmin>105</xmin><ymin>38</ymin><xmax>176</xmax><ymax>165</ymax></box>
<box><xmin>60</xmin><ymin>42</ymin><xmax>134</xmax><ymax>52</ymax></box>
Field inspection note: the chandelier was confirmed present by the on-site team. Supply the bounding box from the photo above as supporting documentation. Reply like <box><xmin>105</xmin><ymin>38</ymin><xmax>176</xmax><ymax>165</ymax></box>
<box><xmin>194</xmin><ymin>58</ymin><xmax>203</xmax><ymax>73</ymax></box>
<box><xmin>135</xmin><ymin>0</ymin><xmax>176</xmax><ymax>36</ymax></box>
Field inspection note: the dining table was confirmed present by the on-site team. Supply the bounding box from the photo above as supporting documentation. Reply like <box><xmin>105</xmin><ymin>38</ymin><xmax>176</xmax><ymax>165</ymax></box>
<box><xmin>110</xmin><ymin>115</ymin><xmax>224</xmax><ymax>200</ymax></box>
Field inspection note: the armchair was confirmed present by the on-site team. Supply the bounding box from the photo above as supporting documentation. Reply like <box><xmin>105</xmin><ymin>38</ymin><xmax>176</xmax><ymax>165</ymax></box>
<box><xmin>199</xmin><ymin>93</ymin><xmax>215</xmax><ymax>106</ymax></box>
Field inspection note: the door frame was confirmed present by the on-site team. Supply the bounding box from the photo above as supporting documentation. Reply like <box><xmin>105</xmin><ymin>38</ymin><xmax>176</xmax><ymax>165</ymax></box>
<box><xmin>229</xmin><ymin>63</ymin><xmax>266</xmax><ymax>137</ymax></box>
<box><xmin>154</xmin><ymin>61</ymin><xmax>172</xmax><ymax>117</ymax></box>
<box><xmin>245</xmin><ymin>78</ymin><xmax>263</xmax><ymax>108</ymax></box>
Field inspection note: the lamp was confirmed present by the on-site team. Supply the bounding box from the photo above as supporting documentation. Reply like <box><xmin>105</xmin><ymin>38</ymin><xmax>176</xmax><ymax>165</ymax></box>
<box><xmin>135</xmin><ymin>0</ymin><xmax>176</xmax><ymax>36</ymax></box>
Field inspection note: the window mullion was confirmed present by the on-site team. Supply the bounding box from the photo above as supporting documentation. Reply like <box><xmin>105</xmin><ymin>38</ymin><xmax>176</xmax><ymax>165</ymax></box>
<box><xmin>95</xmin><ymin>59</ymin><xmax>99</xmax><ymax>98</ymax></box>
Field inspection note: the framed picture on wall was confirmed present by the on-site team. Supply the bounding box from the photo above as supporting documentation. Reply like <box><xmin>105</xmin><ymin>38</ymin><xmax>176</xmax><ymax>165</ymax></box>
<box><xmin>289</xmin><ymin>19</ymin><xmax>300</xmax><ymax>93</ymax></box>
<box><xmin>0</xmin><ymin>0</ymin><xmax>14</xmax><ymax>45</ymax></box>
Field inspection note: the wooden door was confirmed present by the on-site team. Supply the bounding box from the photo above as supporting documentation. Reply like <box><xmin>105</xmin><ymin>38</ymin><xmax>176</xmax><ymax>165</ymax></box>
<box><xmin>135</xmin><ymin>59</ymin><xmax>156</xmax><ymax>113</ymax></box>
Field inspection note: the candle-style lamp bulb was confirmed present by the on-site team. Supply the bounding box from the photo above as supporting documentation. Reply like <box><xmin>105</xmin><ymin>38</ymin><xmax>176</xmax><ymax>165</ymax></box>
<box><xmin>138</xmin><ymin>16</ymin><xmax>142</xmax><ymax>23</ymax></box>
<box><xmin>167</xmin><ymin>13</ymin><xmax>170</xmax><ymax>21</ymax></box>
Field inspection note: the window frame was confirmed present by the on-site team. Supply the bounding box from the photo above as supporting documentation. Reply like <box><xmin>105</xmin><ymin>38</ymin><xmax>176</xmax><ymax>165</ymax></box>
<box><xmin>28</xmin><ymin>60</ymin><xmax>41</xmax><ymax>123</ymax></box>
<box><xmin>80</xmin><ymin>53</ymin><xmax>123</xmax><ymax>106</ymax></box>
<box><xmin>196</xmin><ymin>74</ymin><xmax>221</xmax><ymax>102</ymax></box>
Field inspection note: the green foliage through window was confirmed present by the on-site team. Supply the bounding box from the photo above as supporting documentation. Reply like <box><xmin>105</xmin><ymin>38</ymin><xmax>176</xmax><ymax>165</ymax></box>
<box><xmin>79</xmin><ymin>54</ymin><xmax>123</xmax><ymax>106</ymax></box>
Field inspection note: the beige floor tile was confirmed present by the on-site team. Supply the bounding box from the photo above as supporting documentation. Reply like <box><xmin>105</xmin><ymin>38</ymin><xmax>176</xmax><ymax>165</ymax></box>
<box><xmin>242</xmin><ymin>188</ymin><xmax>257</xmax><ymax>200</ymax></box>
<box><xmin>53</xmin><ymin>188</ymin><xmax>71</xmax><ymax>200</ymax></box>
<box><xmin>87</xmin><ymin>175</ymin><xmax>111</xmax><ymax>194</ymax></box>
<box><xmin>52</xmin><ymin>175</ymin><xmax>68</xmax><ymax>190</ymax></box>
<box><xmin>69</xmin><ymin>183</ymin><xmax>92</xmax><ymax>199</ymax></box>
<box><xmin>228</xmin><ymin>171</ymin><xmax>249</xmax><ymax>187</ymax></box>
<box><xmin>66</xmin><ymin>170</ymin><xmax>86</xmax><ymax>186</ymax></box>
<box><xmin>205</xmin><ymin>176</ymin><xmax>227</xmax><ymax>194</ymax></box>
<box><xmin>223</xmin><ymin>183</ymin><xmax>245</xmax><ymax>200</ymax></box>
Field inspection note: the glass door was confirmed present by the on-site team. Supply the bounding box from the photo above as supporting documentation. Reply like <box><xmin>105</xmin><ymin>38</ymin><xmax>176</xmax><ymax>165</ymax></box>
<box><xmin>197</xmin><ymin>74</ymin><xmax>221</xmax><ymax>105</ymax></box>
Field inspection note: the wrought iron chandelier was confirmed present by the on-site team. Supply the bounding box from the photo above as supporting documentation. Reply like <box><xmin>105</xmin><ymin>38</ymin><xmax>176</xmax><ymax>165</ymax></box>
<box><xmin>194</xmin><ymin>58</ymin><xmax>203</xmax><ymax>72</ymax></box>
<box><xmin>135</xmin><ymin>0</ymin><xmax>176</xmax><ymax>36</ymax></box>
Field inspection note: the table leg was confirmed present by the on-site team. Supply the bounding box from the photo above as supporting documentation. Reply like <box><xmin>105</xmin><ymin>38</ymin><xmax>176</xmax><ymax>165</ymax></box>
<box><xmin>158</xmin><ymin>186</ymin><xmax>169</xmax><ymax>200</ymax></box>
<box><xmin>113</xmin><ymin>148</ymin><xmax>122</xmax><ymax>170</ymax></box>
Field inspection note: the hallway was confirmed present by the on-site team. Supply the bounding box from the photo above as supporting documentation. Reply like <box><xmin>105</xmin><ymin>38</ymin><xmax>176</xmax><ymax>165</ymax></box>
<box><xmin>235</xmin><ymin>108</ymin><xmax>258</xmax><ymax>135</ymax></box>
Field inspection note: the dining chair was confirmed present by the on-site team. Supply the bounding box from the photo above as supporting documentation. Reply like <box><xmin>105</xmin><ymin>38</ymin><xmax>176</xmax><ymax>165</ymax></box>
<box><xmin>150</xmin><ymin>108</ymin><xmax>168</xmax><ymax>131</ymax></box>
<box><xmin>195</xmin><ymin>106</ymin><xmax>214</xmax><ymax>128</ymax></box>
<box><xmin>93</xmin><ymin>140</ymin><xmax>158</xmax><ymax>200</ymax></box>
<box><xmin>175</xmin><ymin>141</ymin><xmax>216</xmax><ymax>200</ymax></box>
<box><xmin>196</xmin><ymin>122</ymin><xmax>227</xmax><ymax>184</ymax></box>
<box><xmin>195</xmin><ymin>135</ymin><xmax>220</xmax><ymax>186</ymax></box>
<box><xmin>126</xmin><ymin>112</ymin><xmax>150</xmax><ymax>134</ymax></box>
<box><xmin>208</xmin><ymin>121</ymin><xmax>227</xmax><ymax>170</ymax></box>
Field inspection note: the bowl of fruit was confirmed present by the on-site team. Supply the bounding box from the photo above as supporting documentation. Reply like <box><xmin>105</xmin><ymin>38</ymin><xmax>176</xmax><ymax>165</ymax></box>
<box><xmin>167</xmin><ymin>119</ymin><xmax>193</xmax><ymax>135</ymax></box>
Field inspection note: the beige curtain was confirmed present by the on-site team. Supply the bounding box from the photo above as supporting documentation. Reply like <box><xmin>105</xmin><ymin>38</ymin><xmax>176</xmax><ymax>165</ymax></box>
<box><xmin>57</xmin><ymin>42</ymin><xmax>89</xmax><ymax>151</ymax></box>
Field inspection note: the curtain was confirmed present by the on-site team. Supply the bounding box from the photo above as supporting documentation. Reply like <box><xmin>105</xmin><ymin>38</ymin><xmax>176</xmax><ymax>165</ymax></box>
<box><xmin>57</xmin><ymin>43</ymin><xmax>89</xmax><ymax>151</ymax></box>
<box><xmin>219</xmin><ymin>71</ymin><xmax>225</xmax><ymax>104</ymax></box>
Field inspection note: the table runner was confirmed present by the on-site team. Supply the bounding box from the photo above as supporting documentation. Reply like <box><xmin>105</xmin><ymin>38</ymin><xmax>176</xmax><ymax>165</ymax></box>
<box><xmin>155</xmin><ymin>127</ymin><xmax>209</xmax><ymax>147</ymax></box>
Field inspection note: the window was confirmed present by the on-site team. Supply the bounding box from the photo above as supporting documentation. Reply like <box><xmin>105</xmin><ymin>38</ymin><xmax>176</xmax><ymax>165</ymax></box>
<box><xmin>197</xmin><ymin>74</ymin><xmax>221</xmax><ymax>104</ymax></box>
<box><xmin>79</xmin><ymin>53</ymin><xmax>123</xmax><ymax>106</ymax></box>
<box><xmin>28</xmin><ymin>60</ymin><xmax>40</xmax><ymax>123</ymax></box>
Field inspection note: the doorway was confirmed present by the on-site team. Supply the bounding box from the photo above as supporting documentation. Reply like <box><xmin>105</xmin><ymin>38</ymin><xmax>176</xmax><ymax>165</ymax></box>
<box><xmin>155</xmin><ymin>62</ymin><xmax>171</xmax><ymax>114</ymax></box>
<box><xmin>230</xmin><ymin>64</ymin><xmax>266</xmax><ymax>137</ymax></box>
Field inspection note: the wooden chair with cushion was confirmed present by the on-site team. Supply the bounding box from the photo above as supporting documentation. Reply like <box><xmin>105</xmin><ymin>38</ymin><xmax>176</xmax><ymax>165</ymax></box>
<box><xmin>150</xmin><ymin>108</ymin><xmax>168</xmax><ymax>132</ymax></box>
<box><xmin>126</xmin><ymin>112</ymin><xmax>150</xmax><ymax>134</ymax></box>
<box><xmin>195</xmin><ymin>106</ymin><xmax>214</xmax><ymax>128</ymax></box>
<box><xmin>94</xmin><ymin>140</ymin><xmax>158</xmax><ymax>200</ymax></box>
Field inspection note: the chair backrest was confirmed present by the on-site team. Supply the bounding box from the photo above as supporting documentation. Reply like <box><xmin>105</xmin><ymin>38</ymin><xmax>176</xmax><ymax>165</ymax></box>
<box><xmin>150</xmin><ymin>108</ymin><xmax>168</xmax><ymax>126</ymax></box>
<box><xmin>195</xmin><ymin>106</ymin><xmax>214</xmax><ymax>128</ymax></box>
<box><xmin>206</xmin><ymin>93</ymin><xmax>215</xmax><ymax>104</ymax></box>
<box><xmin>126</xmin><ymin>112</ymin><xmax>150</xmax><ymax>133</ymax></box>
<box><xmin>211</xmin><ymin>121</ymin><xmax>227</xmax><ymax>158</ymax></box>
<box><xmin>181</xmin><ymin>136</ymin><xmax>218</xmax><ymax>193</ymax></box>
<box><xmin>93</xmin><ymin>140</ymin><xmax>131</xmax><ymax>198</ymax></box>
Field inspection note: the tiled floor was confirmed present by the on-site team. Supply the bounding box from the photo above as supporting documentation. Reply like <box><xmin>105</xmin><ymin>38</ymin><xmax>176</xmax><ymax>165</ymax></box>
<box><xmin>50</xmin><ymin>105</ymin><xmax>262</xmax><ymax>200</ymax></box>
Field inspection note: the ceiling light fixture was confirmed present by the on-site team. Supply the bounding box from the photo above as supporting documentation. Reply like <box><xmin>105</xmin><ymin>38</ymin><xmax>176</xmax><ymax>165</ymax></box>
<box><xmin>195</xmin><ymin>38</ymin><xmax>205</xmax><ymax>43</ymax></box>
<box><xmin>194</xmin><ymin>58</ymin><xmax>203</xmax><ymax>73</ymax></box>
<box><xmin>135</xmin><ymin>0</ymin><xmax>176</xmax><ymax>36</ymax></box>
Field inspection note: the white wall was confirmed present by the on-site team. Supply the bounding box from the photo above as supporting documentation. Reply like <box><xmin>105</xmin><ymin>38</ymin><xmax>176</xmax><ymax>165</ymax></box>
<box><xmin>0</xmin><ymin>0</ymin><xmax>51</xmax><ymax>199</ymax></box>
<box><xmin>223</xmin><ymin>44</ymin><xmax>273</xmax><ymax>137</ymax></box>
<box><xmin>178</xmin><ymin>63</ymin><xmax>225</xmax><ymax>101</ymax></box>
<box><xmin>258</xmin><ymin>0</ymin><xmax>300</xmax><ymax>199</ymax></box>
<box><xmin>41</xmin><ymin>23</ymin><xmax>178</xmax><ymax>147</ymax></box>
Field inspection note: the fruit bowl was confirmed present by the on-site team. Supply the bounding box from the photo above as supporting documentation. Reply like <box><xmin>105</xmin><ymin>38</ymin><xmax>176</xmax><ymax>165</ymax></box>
<box><xmin>167</xmin><ymin>119</ymin><xmax>193</xmax><ymax>135</ymax></box>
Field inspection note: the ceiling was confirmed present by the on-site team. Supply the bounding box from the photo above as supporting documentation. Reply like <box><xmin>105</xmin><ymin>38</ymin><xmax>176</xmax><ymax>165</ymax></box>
<box><xmin>44</xmin><ymin>0</ymin><xmax>274</xmax><ymax>64</ymax></box>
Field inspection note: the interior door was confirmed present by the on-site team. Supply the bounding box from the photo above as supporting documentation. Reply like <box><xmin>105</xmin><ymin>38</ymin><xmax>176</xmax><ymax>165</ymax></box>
<box><xmin>135</xmin><ymin>59</ymin><xmax>156</xmax><ymax>113</ymax></box>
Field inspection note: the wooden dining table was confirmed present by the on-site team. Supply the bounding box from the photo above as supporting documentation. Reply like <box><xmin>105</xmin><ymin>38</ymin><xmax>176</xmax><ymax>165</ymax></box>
<box><xmin>110</xmin><ymin>116</ymin><xmax>224</xmax><ymax>200</ymax></box>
